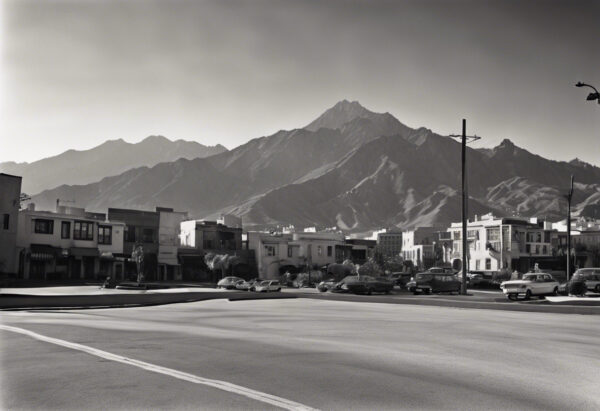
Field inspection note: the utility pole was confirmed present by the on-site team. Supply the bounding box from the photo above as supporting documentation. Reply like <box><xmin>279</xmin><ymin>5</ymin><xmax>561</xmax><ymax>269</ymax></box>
<box><xmin>461</xmin><ymin>120</ymin><xmax>468</xmax><ymax>294</ymax></box>
<box><xmin>450</xmin><ymin>120</ymin><xmax>480</xmax><ymax>295</ymax></box>
<box><xmin>566</xmin><ymin>175</ymin><xmax>574</xmax><ymax>281</ymax></box>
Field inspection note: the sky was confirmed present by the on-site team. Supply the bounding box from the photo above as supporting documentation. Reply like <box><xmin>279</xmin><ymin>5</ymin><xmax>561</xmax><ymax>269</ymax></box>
<box><xmin>1</xmin><ymin>0</ymin><xmax>599</xmax><ymax>165</ymax></box>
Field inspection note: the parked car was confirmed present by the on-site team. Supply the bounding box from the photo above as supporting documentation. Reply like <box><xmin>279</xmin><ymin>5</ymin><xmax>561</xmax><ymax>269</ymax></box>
<box><xmin>316</xmin><ymin>279</ymin><xmax>338</xmax><ymax>292</ymax></box>
<box><xmin>246</xmin><ymin>278</ymin><xmax>266</xmax><ymax>291</ymax></box>
<box><xmin>407</xmin><ymin>272</ymin><xmax>461</xmax><ymax>294</ymax></box>
<box><xmin>388</xmin><ymin>272</ymin><xmax>413</xmax><ymax>289</ymax></box>
<box><xmin>217</xmin><ymin>276</ymin><xmax>245</xmax><ymax>289</ymax></box>
<box><xmin>235</xmin><ymin>280</ymin><xmax>252</xmax><ymax>291</ymax></box>
<box><xmin>254</xmin><ymin>280</ymin><xmax>282</xmax><ymax>292</ymax></box>
<box><xmin>500</xmin><ymin>272</ymin><xmax>559</xmax><ymax>300</ymax></box>
<box><xmin>572</xmin><ymin>268</ymin><xmax>600</xmax><ymax>293</ymax></box>
<box><xmin>336</xmin><ymin>275</ymin><xmax>393</xmax><ymax>295</ymax></box>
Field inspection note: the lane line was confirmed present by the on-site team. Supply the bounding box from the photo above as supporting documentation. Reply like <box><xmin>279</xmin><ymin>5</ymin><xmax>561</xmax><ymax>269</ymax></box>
<box><xmin>0</xmin><ymin>324</ymin><xmax>318</xmax><ymax>411</ymax></box>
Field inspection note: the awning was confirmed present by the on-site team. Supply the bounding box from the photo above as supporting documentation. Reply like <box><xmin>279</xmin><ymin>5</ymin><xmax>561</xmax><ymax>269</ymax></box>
<box><xmin>29</xmin><ymin>244</ymin><xmax>59</xmax><ymax>261</ymax></box>
<box><xmin>70</xmin><ymin>247</ymin><xmax>100</xmax><ymax>257</ymax></box>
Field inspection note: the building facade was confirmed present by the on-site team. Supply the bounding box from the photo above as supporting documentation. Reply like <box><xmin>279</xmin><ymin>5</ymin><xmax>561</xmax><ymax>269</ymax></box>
<box><xmin>446</xmin><ymin>214</ymin><xmax>554</xmax><ymax>273</ymax></box>
<box><xmin>401</xmin><ymin>227</ymin><xmax>438</xmax><ymax>270</ymax></box>
<box><xmin>0</xmin><ymin>173</ymin><xmax>22</xmax><ymax>274</ymax></box>
<box><xmin>16</xmin><ymin>204</ymin><xmax>125</xmax><ymax>280</ymax></box>
<box><xmin>376</xmin><ymin>231</ymin><xmax>403</xmax><ymax>257</ymax></box>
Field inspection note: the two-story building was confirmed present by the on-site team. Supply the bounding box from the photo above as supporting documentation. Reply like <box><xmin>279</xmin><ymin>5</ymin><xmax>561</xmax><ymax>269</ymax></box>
<box><xmin>17</xmin><ymin>204</ymin><xmax>125</xmax><ymax>280</ymax></box>
<box><xmin>0</xmin><ymin>173</ymin><xmax>22</xmax><ymax>275</ymax></box>
<box><xmin>247</xmin><ymin>230</ymin><xmax>347</xmax><ymax>279</ymax></box>
<box><xmin>401</xmin><ymin>227</ymin><xmax>439</xmax><ymax>270</ymax></box>
<box><xmin>446</xmin><ymin>214</ymin><xmax>554</xmax><ymax>273</ymax></box>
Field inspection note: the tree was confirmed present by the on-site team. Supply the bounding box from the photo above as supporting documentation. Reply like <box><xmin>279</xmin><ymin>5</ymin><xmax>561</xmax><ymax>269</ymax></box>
<box><xmin>204</xmin><ymin>253</ymin><xmax>240</xmax><ymax>280</ymax></box>
<box><xmin>19</xmin><ymin>193</ymin><xmax>31</xmax><ymax>209</ymax></box>
<box><xmin>357</xmin><ymin>258</ymin><xmax>383</xmax><ymax>277</ymax></box>
<box><xmin>131</xmin><ymin>244</ymin><xmax>144</xmax><ymax>284</ymax></box>
<box><xmin>383</xmin><ymin>255</ymin><xmax>404</xmax><ymax>273</ymax></box>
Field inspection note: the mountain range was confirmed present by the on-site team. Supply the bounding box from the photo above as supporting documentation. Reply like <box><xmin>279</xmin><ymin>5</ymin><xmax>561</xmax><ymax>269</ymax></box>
<box><xmin>24</xmin><ymin>100</ymin><xmax>600</xmax><ymax>232</ymax></box>
<box><xmin>0</xmin><ymin>136</ymin><xmax>227</xmax><ymax>194</ymax></box>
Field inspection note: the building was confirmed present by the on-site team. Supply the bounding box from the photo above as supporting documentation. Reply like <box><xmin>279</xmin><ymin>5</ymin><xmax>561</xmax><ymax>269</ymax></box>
<box><xmin>157</xmin><ymin>207</ymin><xmax>188</xmax><ymax>281</ymax></box>
<box><xmin>16</xmin><ymin>204</ymin><xmax>125</xmax><ymax>280</ymax></box>
<box><xmin>401</xmin><ymin>227</ymin><xmax>439</xmax><ymax>270</ymax></box>
<box><xmin>446</xmin><ymin>214</ymin><xmax>554</xmax><ymax>273</ymax></box>
<box><xmin>247</xmin><ymin>230</ymin><xmax>346</xmax><ymax>279</ymax></box>
<box><xmin>344</xmin><ymin>238</ymin><xmax>377</xmax><ymax>265</ymax></box>
<box><xmin>180</xmin><ymin>219</ymin><xmax>242</xmax><ymax>251</ymax></box>
<box><xmin>376</xmin><ymin>231</ymin><xmax>403</xmax><ymax>257</ymax></box>
<box><xmin>108</xmin><ymin>207</ymin><xmax>160</xmax><ymax>281</ymax></box>
<box><xmin>0</xmin><ymin>173</ymin><xmax>22</xmax><ymax>274</ymax></box>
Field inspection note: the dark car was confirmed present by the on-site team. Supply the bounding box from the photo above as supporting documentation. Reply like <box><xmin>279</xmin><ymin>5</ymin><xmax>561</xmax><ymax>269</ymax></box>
<box><xmin>336</xmin><ymin>275</ymin><xmax>394</xmax><ymax>295</ymax></box>
<box><xmin>388</xmin><ymin>272</ymin><xmax>413</xmax><ymax>289</ymax></box>
<box><xmin>407</xmin><ymin>272</ymin><xmax>461</xmax><ymax>294</ymax></box>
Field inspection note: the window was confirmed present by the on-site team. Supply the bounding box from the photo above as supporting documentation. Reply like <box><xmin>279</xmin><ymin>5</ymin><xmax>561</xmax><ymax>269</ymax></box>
<box><xmin>543</xmin><ymin>245</ymin><xmax>547</xmax><ymax>255</ymax></box>
<box><xmin>526</xmin><ymin>244</ymin><xmax>531</xmax><ymax>253</ymax></box>
<box><xmin>3</xmin><ymin>214</ymin><xmax>9</xmax><ymax>230</ymax></box>
<box><xmin>61</xmin><ymin>221</ymin><xmax>70</xmax><ymax>239</ymax></box>
<box><xmin>73</xmin><ymin>221</ymin><xmax>94</xmax><ymax>240</ymax></box>
<box><xmin>318</xmin><ymin>245</ymin><xmax>322</xmax><ymax>256</ymax></box>
<box><xmin>124</xmin><ymin>225</ymin><xmax>136</xmax><ymax>242</ymax></box>
<box><xmin>142</xmin><ymin>228</ymin><xmax>154</xmax><ymax>243</ymax></box>
<box><xmin>327</xmin><ymin>246</ymin><xmax>332</xmax><ymax>257</ymax></box>
<box><xmin>264</xmin><ymin>245</ymin><xmax>276</xmax><ymax>257</ymax></box>
<box><xmin>475</xmin><ymin>260</ymin><xmax>481</xmax><ymax>270</ymax></box>
<box><xmin>485</xmin><ymin>258</ymin><xmax>491</xmax><ymax>270</ymax></box>
<box><xmin>535</xmin><ymin>245</ymin><xmax>540</xmax><ymax>255</ymax></box>
<box><xmin>34</xmin><ymin>219</ymin><xmax>54</xmax><ymax>234</ymax></box>
<box><xmin>203</xmin><ymin>239</ymin><xmax>213</xmax><ymax>249</ymax></box>
<box><xmin>287</xmin><ymin>247</ymin><xmax>293</xmax><ymax>258</ymax></box>
<box><xmin>98</xmin><ymin>225</ymin><xmax>112</xmax><ymax>245</ymax></box>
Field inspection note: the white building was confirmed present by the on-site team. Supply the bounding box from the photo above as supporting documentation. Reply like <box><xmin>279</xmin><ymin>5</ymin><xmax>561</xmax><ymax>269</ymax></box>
<box><xmin>446</xmin><ymin>214</ymin><xmax>553</xmax><ymax>273</ymax></box>
<box><xmin>247</xmin><ymin>231</ymin><xmax>346</xmax><ymax>279</ymax></box>
<box><xmin>401</xmin><ymin>227</ymin><xmax>438</xmax><ymax>270</ymax></box>
<box><xmin>157</xmin><ymin>208</ymin><xmax>188</xmax><ymax>281</ymax></box>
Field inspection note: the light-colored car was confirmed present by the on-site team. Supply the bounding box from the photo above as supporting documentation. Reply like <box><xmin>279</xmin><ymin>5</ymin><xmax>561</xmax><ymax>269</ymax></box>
<box><xmin>235</xmin><ymin>280</ymin><xmax>252</xmax><ymax>291</ymax></box>
<box><xmin>500</xmin><ymin>272</ymin><xmax>559</xmax><ymax>300</ymax></box>
<box><xmin>253</xmin><ymin>280</ymin><xmax>281</xmax><ymax>292</ymax></box>
<box><xmin>217</xmin><ymin>276</ymin><xmax>244</xmax><ymax>289</ymax></box>
<box><xmin>572</xmin><ymin>268</ymin><xmax>600</xmax><ymax>293</ymax></box>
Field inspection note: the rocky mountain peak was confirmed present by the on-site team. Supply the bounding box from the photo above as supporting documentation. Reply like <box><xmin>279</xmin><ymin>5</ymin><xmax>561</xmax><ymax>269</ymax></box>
<box><xmin>305</xmin><ymin>100</ymin><xmax>374</xmax><ymax>131</ymax></box>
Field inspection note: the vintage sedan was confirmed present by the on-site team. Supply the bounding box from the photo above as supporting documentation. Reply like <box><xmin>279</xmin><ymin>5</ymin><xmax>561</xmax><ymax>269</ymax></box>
<box><xmin>407</xmin><ymin>272</ymin><xmax>461</xmax><ymax>294</ymax></box>
<box><xmin>337</xmin><ymin>275</ymin><xmax>394</xmax><ymax>295</ymax></box>
<box><xmin>216</xmin><ymin>276</ymin><xmax>245</xmax><ymax>289</ymax></box>
<box><xmin>500</xmin><ymin>272</ymin><xmax>559</xmax><ymax>300</ymax></box>
<box><xmin>572</xmin><ymin>268</ymin><xmax>600</xmax><ymax>293</ymax></box>
<box><xmin>254</xmin><ymin>280</ymin><xmax>282</xmax><ymax>292</ymax></box>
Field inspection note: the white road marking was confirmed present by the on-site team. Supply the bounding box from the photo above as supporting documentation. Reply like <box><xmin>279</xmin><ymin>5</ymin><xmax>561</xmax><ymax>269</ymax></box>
<box><xmin>0</xmin><ymin>324</ymin><xmax>318</xmax><ymax>411</ymax></box>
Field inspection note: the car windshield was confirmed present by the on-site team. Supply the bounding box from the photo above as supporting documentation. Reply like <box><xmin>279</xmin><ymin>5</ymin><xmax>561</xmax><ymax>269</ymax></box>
<box><xmin>522</xmin><ymin>274</ymin><xmax>538</xmax><ymax>281</ymax></box>
<box><xmin>259</xmin><ymin>281</ymin><xmax>270</xmax><ymax>285</ymax></box>
<box><xmin>416</xmin><ymin>274</ymin><xmax>433</xmax><ymax>281</ymax></box>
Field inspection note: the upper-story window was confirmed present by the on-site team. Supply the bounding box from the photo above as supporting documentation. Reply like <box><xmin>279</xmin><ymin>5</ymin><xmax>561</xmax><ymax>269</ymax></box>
<box><xmin>98</xmin><ymin>225</ymin><xmax>112</xmax><ymax>245</ymax></box>
<box><xmin>3</xmin><ymin>214</ymin><xmax>9</xmax><ymax>230</ymax></box>
<box><xmin>317</xmin><ymin>245</ymin><xmax>323</xmax><ymax>256</ymax></box>
<box><xmin>73</xmin><ymin>221</ymin><xmax>94</xmax><ymax>241</ymax></box>
<box><xmin>61</xmin><ymin>221</ymin><xmax>71</xmax><ymax>239</ymax></box>
<box><xmin>34</xmin><ymin>219</ymin><xmax>54</xmax><ymax>234</ymax></box>
<box><xmin>327</xmin><ymin>246</ymin><xmax>332</xmax><ymax>257</ymax></box>
<box><xmin>287</xmin><ymin>246</ymin><xmax>293</xmax><ymax>258</ymax></box>
<box><xmin>142</xmin><ymin>228</ymin><xmax>154</xmax><ymax>243</ymax></box>
<box><xmin>124</xmin><ymin>225</ymin><xmax>136</xmax><ymax>242</ymax></box>
<box><xmin>264</xmin><ymin>245</ymin><xmax>277</xmax><ymax>257</ymax></box>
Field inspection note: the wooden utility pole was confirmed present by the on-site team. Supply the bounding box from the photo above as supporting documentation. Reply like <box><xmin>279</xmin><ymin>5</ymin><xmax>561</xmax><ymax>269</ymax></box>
<box><xmin>461</xmin><ymin>119</ymin><xmax>468</xmax><ymax>295</ymax></box>
<box><xmin>566</xmin><ymin>175</ymin><xmax>574</xmax><ymax>281</ymax></box>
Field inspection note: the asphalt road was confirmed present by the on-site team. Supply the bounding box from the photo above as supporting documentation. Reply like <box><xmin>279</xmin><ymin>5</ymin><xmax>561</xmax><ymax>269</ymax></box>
<box><xmin>2</xmin><ymin>299</ymin><xmax>599</xmax><ymax>410</ymax></box>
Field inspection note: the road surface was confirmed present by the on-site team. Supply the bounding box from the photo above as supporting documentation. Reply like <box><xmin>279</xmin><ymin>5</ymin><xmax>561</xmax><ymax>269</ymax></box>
<box><xmin>2</xmin><ymin>298</ymin><xmax>598</xmax><ymax>410</ymax></box>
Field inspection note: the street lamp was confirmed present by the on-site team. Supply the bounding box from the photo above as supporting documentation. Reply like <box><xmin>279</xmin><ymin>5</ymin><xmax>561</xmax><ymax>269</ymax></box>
<box><xmin>564</xmin><ymin>175</ymin><xmax>574</xmax><ymax>282</ymax></box>
<box><xmin>575</xmin><ymin>81</ymin><xmax>600</xmax><ymax>104</ymax></box>
<box><xmin>450</xmin><ymin>119</ymin><xmax>481</xmax><ymax>295</ymax></box>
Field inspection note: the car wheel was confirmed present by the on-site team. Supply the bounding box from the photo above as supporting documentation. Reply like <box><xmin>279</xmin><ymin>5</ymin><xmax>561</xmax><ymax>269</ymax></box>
<box><xmin>413</xmin><ymin>291</ymin><xmax>419</xmax><ymax>295</ymax></box>
<box><xmin>250</xmin><ymin>287</ymin><xmax>255</xmax><ymax>292</ymax></box>
<box><xmin>525</xmin><ymin>289</ymin><xmax>532</xmax><ymax>300</ymax></box>
<box><xmin>276</xmin><ymin>288</ymin><xmax>281</xmax><ymax>292</ymax></box>
<box><xmin>424</xmin><ymin>289</ymin><xmax>431</xmax><ymax>295</ymax></box>
<box><xmin>553</xmin><ymin>287</ymin><xmax>558</xmax><ymax>296</ymax></box>
<box><xmin>595</xmin><ymin>285</ymin><xmax>600</xmax><ymax>293</ymax></box>
<box><xmin>366</xmin><ymin>288</ymin><xmax>373</xmax><ymax>295</ymax></box>
<box><xmin>508</xmin><ymin>294</ymin><xmax>517</xmax><ymax>301</ymax></box>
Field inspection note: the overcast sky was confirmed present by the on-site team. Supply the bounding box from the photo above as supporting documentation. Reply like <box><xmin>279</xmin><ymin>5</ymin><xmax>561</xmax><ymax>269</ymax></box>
<box><xmin>1</xmin><ymin>0</ymin><xmax>599</xmax><ymax>165</ymax></box>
